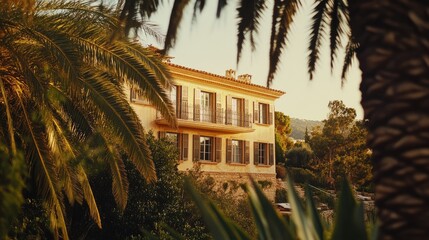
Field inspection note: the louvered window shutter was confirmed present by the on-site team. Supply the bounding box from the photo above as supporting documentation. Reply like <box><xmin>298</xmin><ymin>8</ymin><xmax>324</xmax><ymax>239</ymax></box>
<box><xmin>244</xmin><ymin>99</ymin><xmax>249</xmax><ymax>127</ymax></box>
<box><xmin>254</xmin><ymin>142</ymin><xmax>259</xmax><ymax>165</ymax></box>
<box><xmin>226</xmin><ymin>95</ymin><xmax>232</xmax><ymax>125</ymax></box>
<box><xmin>159</xmin><ymin>131</ymin><xmax>166</xmax><ymax>139</ymax></box>
<box><xmin>182</xmin><ymin>133</ymin><xmax>189</xmax><ymax>160</ymax></box>
<box><xmin>181</xmin><ymin>86</ymin><xmax>188</xmax><ymax>119</ymax></box>
<box><xmin>216</xmin><ymin>93</ymin><xmax>222</xmax><ymax>123</ymax></box>
<box><xmin>226</xmin><ymin>139</ymin><xmax>232</xmax><ymax>163</ymax></box>
<box><xmin>215</xmin><ymin>137</ymin><xmax>222</xmax><ymax>163</ymax></box>
<box><xmin>244</xmin><ymin>141</ymin><xmax>250</xmax><ymax>164</ymax></box>
<box><xmin>254</xmin><ymin>102</ymin><xmax>259</xmax><ymax>123</ymax></box>
<box><xmin>193</xmin><ymin>135</ymin><xmax>200</xmax><ymax>161</ymax></box>
<box><xmin>269</xmin><ymin>143</ymin><xmax>274</xmax><ymax>165</ymax></box>
<box><xmin>269</xmin><ymin>104</ymin><xmax>274</xmax><ymax>125</ymax></box>
<box><xmin>194</xmin><ymin>89</ymin><xmax>201</xmax><ymax>121</ymax></box>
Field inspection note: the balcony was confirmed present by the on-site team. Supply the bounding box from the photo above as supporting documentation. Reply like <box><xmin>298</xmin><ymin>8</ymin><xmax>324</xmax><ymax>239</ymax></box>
<box><xmin>155</xmin><ymin>106</ymin><xmax>255</xmax><ymax>133</ymax></box>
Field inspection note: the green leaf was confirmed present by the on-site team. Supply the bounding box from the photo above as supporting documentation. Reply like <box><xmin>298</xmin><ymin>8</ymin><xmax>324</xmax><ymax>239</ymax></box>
<box><xmin>286</xmin><ymin>175</ymin><xmax>316</xmax><ymax>240</ymax></box>
<box><xmin>184</xmin><ymin>178</ymin><xmax>250</xmax><ymax>240</ymax></box>
<box><xmin>331</xmin><ymin>179</ymin><xmax>367</xmax><ymax>240</ymax></box>
<box><xmin>247</xmin><ymin>180</ymin><xmax>294</xmax><ymax>240</ymax></box>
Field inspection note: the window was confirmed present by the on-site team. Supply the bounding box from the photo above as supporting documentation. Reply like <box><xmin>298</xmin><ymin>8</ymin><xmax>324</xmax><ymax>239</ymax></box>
<box><xmin>200</xmin><ymin>136</ymin><xmax>212</xmax><ymax>161</ymax></box>
<box><xmin>258</xmin><ymin>143</ymin><xmax>266</xmax><ymax>164</ymax></box>
<box><xmin>259</xmin><ymin>103</ymin><xmax>268</xmax><ymax>124</ymax></box>
<box><xmin>227</xmin><ymin>96</ymin><xmax>249</xmax><ymax>127</ymax></box>
<box><xmin>254</xmin><ymin>102</ymin><xmax>273</xmax><ymax>125</ymax></box>
<box><xmin>165</xmin><ymin>132</ymin><xmax>178</xmax><ymax>144</ymax></box>
<box><xmin>193</xmin><ymin>135</ymin><xmax>221</xmax><ymax>162</ymax></box>
<box><xmin>231</xmin><ymin>98</ymin><xmax>242</xmax><ymax>126</ymax></box>
<box><xmin>232</xmin><ymin>140</ymin><xmax>242</xmax><ymax>163</ymax></box>
<box><xmin>194</xmin><ymin>89</ymin><xmax>218</xmax><ymax>123</ymax></box>
<box><xmin>159</xmin><ymin>132</ymin><xmax>189</xmax><ymax>160</ymax></box>
<box><xmin>226</xmin><ymin>139</ymin><xmax>250</xmax><ymax>164</ymax></box>
<box><xmin>200</xmin><ymin>91</ymin><xmax>213</xmax><ymax>122</ymax></box>
<box><xmin>130</xmin><ymin>87</ymin><xmax>150</xmax><ymax>104</ymax></box>
<box><xmin>254</xmin><ymin>142</ymin><xmax>274</xmax><ymax>165</ymax></box>
<box><xmin>169</xmin><ymin>85</ymin><xmax>188</xmax><ymax>118</ymax></box>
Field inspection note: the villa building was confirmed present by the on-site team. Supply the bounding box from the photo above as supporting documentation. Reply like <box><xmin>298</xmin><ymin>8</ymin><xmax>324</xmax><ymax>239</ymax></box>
<box><xmin>127</xmin><ymin>61</ymin><xmax>285</xmax><ymax>199</ymax></box>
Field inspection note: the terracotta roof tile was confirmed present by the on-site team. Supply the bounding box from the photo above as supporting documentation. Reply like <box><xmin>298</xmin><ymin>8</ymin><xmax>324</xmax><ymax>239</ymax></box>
<box><xmin>167</xmin><ymin>62</ymin><xmax>285</xmax><ymax>95</ymax></box>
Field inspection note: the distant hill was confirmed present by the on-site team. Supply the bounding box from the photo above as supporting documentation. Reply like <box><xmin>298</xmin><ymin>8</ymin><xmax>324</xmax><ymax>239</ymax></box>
<box><xmin>290</xmin><ymin>118</ymin><xmax>323</xmax><ymax>140</ymax></box>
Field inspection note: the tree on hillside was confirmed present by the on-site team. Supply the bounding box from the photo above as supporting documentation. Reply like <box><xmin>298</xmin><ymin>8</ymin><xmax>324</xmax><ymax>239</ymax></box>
<box><xmin>308</xmin><ymin>100</ymin><xmax>371</xmax><ymax>189</ymax></box>
<box><xmin>0</xmin><ymin>1</ymin><xmax>175</xmax><ymax>239</ymax></box>
<box><xmin>275</xmin><ymin>111</ymin><xmax>292</xmax><ymax>164</ymax></box>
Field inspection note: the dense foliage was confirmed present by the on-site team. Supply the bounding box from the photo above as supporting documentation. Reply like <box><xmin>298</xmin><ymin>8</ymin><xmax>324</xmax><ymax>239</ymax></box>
<box><xmin>66</xmin><ymin>134</ymin><xmax>253</xmax><ymax>240</ymax></box>
<box><xmin>308</xmin><ymin>101</ymin><xmax>372</xmax><ymax>190</ymax></box>
<box><xmin>275</xmin><ymin>111</ymin><xmax>293</xmax><ymax>164</ymax></box>
<box><xmin>0</xmin><ymin>1</ymin><xmax>175</xmax><ymax>238</ymax></box>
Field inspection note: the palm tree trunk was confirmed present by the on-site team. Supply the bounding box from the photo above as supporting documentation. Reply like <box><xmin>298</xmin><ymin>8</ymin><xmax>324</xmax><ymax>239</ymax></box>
<box><xmin>349</xmin><ymin>1</ymin><xmax>429</xmax><ymax>239</ymax></box>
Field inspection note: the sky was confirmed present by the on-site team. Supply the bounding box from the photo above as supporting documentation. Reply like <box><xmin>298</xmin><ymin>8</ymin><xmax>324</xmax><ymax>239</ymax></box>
<box><xmin>142</xmin><ymin>0</ymin><xmax>363</xmax><ymax>121</ymax></box>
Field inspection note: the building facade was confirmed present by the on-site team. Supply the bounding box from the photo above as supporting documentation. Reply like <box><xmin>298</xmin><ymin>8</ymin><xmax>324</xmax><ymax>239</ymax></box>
<box><xmin>128</xmin><ymin>62</ymin><xmax>285</xmax><ymax>199</ymax></box>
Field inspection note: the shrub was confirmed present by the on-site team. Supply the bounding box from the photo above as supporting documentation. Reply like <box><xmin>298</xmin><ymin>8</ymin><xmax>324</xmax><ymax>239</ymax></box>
<box><xmin>276</xmin><ymin>165</ymin><xmax>287</xmax><ymax>179</ymax></box>
<box><xmin>275</xmin><ymin>188</ymin><xmax>288</xmax><ymax>203</ymax></box>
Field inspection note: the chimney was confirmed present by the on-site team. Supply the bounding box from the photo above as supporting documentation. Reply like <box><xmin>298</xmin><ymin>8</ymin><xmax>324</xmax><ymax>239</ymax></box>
<box><xmin>225</xmin><ymin>69</ymin><xmax>236</xmax><ymax>79</ymax></box>
<box><xmin>237</xmin><ymin>74</ymin><xmax>252</xmax><ymax>83</ymax></box>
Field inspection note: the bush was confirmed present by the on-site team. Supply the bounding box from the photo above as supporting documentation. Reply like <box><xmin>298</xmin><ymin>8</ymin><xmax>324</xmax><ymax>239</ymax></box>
<box><xmin>276</xmin><ymin>165</ymin><xmax>287</xmax><ymax>179</ymax></box>
<box><xmin>287</xmin><ymin>167</ymin><xmax>331</xmax><ymax>188</ymax></box>
<box><xmin>275</xmin><ymin>188</ymin><xmax>288</xmax><ymax>203</ymax></box>
<box><xmin>69</xmin><ymin>133</ymin><xmax>210</xmax><ymax>240</ymax></box>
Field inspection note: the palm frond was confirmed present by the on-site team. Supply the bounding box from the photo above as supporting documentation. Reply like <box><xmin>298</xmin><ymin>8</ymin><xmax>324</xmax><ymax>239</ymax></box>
<box><xmin>77</xmin><ymin>165</ymin><xmax>102</xmax><ymax>228</ymax></box>
<box><xmin>14</xmin><ymin>88</ymin><xmax>69</xmax><ymax>240</ymax></box>
<box><xmin>267</xmin><ymin>0</ymin><xmax>300</xmax><ymax>86</ymax></box>
<box><xmin>121</xmin><ymin>42</ymin><xmax>173</xmax><ymax>89</ymax></box>
<box><xmin>329</xmin><ymin>0</ymin><xmax>345</xmax><ymax>72</ymax></box>
<box><xmin>90</xmin><ymin>133</ymin><xmax>129</xmax><ymax>212</ymax></box>
<box><xmin>46</xmin><ymin>114</ymin><xmax>84</xmax><ymax>206</ymax></box>
<box><xmin>163</xmin><ymin>0</ymin><xmax>192</xmax><ymax>53</ymax></box>
<box><xmin>139</xmin><ymin>21</ymin><xmax>164</xmax><ymax>43</ymax></box>
<box><xmin>74</xmin><ymin>37</ymin><xmax>176</xmax><ymax>126</ymax></box>
<box><xmin>308</xmin><ymin>0</ymin><xmax>329</xmax><ymax>80</ymax></box>
<box><xmin>0</xmin><ymin>76</ymin><xmax>17</xmax><ymax>154</ymax></box>
<box><xmin>38</xmin><ymin>0</ymin><xmax>119</xmax><ymax>31</ymax></box>
<box><xmin>236</xmin><ymin>0</ymin><xmax>267</xmax><ymax>64</ymax></box>
<box><xmin>8</xmin><ymin>16</ymin><xmax>82</xmax><ymax>87</ymax></box>
<box><xmin>47</xmin><ymin>85</ymin><xmax>94</xmax><ymax>140</ymax></box>
<box><xmin>79</xmin><ymin>70</ymin><xmax>156</xmax><ymax>182</ymax></box>
<box><xmin>341</xmin><ymin>34</ymin><xmax>357</xmax><ymax>85</ymax></box>
<box><xmin>48</xmin><ymin>108</ymin><xmax>101</xmax><ymax>228</ymax></box>
<box><xmin>216</xmin><ymin>0</ymin><xmax>227</xmax><ymax>18</ymax></box>
<box><xmin>192</xmin><ymin>0</ymin><xmax>206</xmax><ymax>20</ymax></box>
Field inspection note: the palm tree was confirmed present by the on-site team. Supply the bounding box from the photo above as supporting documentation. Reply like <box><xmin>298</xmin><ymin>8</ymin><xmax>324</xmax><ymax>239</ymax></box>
<box><xmin>0</xmin><ymin>1</ymin><xmax>176</xmax><ymax>239</ymax></box>
<box><xmin>119</xmin><ymin>0</ymin><xmax>429</xmax><ymax>238</ymax></box>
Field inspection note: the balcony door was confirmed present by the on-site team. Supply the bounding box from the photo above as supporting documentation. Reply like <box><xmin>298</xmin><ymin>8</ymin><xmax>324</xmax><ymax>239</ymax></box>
<box><xmin>200</xmin><ymin>91</ymin><xmax>213</xmax><ymax>122</ymax></box>
<box><xmin>231</xmin><ymin>98</ymin><xmax>242</xmax><ymax>126</ymax></box>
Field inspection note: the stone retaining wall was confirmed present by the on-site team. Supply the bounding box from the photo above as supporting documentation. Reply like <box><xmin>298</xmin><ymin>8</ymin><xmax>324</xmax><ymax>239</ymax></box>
<box><xmin>202</xmin><ymin>171</ymin><xmax>277</xmax><ymax>201</ymax></box>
